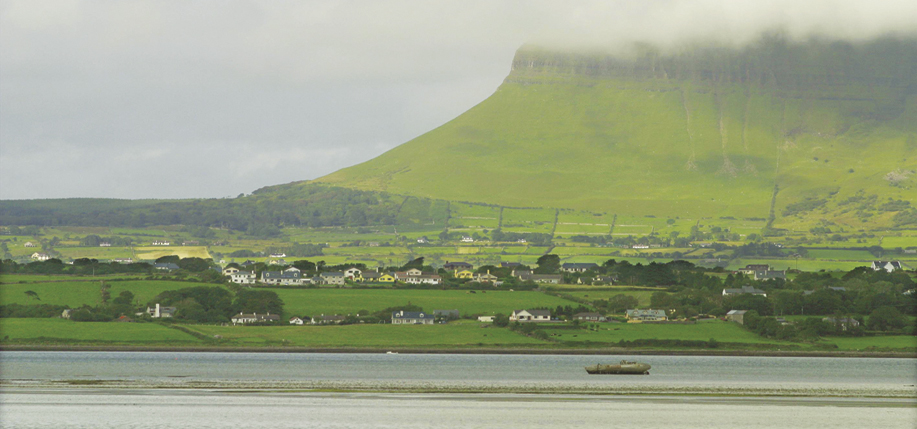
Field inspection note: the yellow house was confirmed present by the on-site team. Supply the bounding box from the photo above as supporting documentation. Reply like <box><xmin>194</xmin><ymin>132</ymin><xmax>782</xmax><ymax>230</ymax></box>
<box><xmin>454</xmin><ymin>270</ymin><xmax>474</xmax><ymax>279</ymax></box>
<box><xmin>378</xmin><ymin>274</ymin><xmax>396</xmax><ymax>283</ymax></box>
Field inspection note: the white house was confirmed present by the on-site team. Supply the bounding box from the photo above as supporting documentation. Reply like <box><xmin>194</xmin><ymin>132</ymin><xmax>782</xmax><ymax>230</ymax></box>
<box><xmin>289</xmin><ymin>317</ymin><xmax>305</xmax><ymax>325</ymax></box>
<box><xmin>23</xmin><ymin>241</ymin><xmax>37</xmax><ymax>248</ymax></box>
<box><xmin>321</xmin><ymin>272</ymin><xmax>346</xmax><ymax>285</ymax></box>
<box><xmin>229</xmin><ymin>271</ymin><xmax>256</xmax><ymax>284</ymax></box>
<box><xmin>871</xmin><ymin>261</ymin><xmax>903</xmax><ymax>273</ymax></box>
<box><xmin>151</xmin><ymin>240</ymin><xmax>170</xmax><ymax>246</ymax></box>
<box><xmin>510</xmin><ymin>309</ymin><xmax>551</xmax><ymax>322</ymax></box>
<box><xmin>344</xmin><ymin>267</ymin><xmax>362</xmax><ymax>279</ymax></box>
<box><xmin>391</xmin><ymin>311</ymin><xmax>434</xmax><ymax>325</ymax></box>
<box><xmin>231</xmin><ymin>312</ymin><xmax>280</xmax><ymax>325</ymax></box>
<box><xmin>30</xmin><ymin>252</ymin><xmax>51</xmax><ymax>261</ymax></box>
<box><xmin>477</xmin><ymin>316</ymin><xmax>495</xmax><ymax>322</ymax></box>
<box><xmin>401</xmin><ymin>274</ymin><xmax>442</xmax><ymax>285</ymax></box>
<box><xmin>145</xmin><ymin>303</ymin><xmax>176</xmax><ymax>318</ymax></box>
<box><xmin>625</xmin><ymin>309</ymin><xmax>667</xmax><ymax>322</ymax></box>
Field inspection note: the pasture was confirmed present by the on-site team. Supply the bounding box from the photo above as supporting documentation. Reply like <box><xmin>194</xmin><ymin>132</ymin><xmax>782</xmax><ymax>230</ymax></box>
<box><xmin>268</xmin><ymin>289</ymin><xmax>583</xmax><ymax>318</ymax></box>
<box><xmin>185</xmin><ymin>320</ymin><xmax>544</xmax><ymax>347</ymax></box>
<box><xmin>541</xmin><ymin>319</ymin><xmax>784</xmax><ymax>346</ymax></box>
<box><xmin>0</xmin><ymin>318</ymin><xmax>201</xmax><ymax>344</ymax></box>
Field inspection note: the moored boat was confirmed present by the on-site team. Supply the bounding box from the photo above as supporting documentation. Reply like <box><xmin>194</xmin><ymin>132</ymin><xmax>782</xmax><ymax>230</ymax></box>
<box><xmin>585</xmin><ymin>360</ymin><xmax>650</xmax><ymax>375</ymax></box>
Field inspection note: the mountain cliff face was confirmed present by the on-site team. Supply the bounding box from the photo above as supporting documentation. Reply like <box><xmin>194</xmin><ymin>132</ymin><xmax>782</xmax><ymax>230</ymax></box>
<box><xmin>314</xmin><ymin>36</ymin><xmax>917</xmax><ymax>230</ymax></box>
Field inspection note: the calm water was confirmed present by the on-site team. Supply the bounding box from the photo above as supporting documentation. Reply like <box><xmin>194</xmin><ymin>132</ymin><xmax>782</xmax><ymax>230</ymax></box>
<box><xmin>1</xmin><ymin>352</ymin><xmax>916</xmax><ymax>428</ymax></box>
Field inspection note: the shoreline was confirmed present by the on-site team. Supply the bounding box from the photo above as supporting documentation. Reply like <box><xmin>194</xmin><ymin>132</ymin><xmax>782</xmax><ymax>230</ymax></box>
<box><xmin>2</xmin><ymin>344</ymin><xmax>914</xmax><ymax>358</ymax></box>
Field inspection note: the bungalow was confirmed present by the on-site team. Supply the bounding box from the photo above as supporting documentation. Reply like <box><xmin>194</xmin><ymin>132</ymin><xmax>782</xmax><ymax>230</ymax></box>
<box><xmin>402</xmin><ymin>274</ymin><xmax>442</xmax><ymax>285</ymax></box>
<box><xmin>268</xmin><ymin>259</ymin><xmax>287</xmax><ymax>265</ymax></box>
<box><xmin>561</xmin><ymin>263</ymin><xmax>598</xmax><ymax>273</ymax></box>
<box><xmin>754</xmin><ymin>270</ymin><xmax>786</xmax><ymax>281</ymax></box>
<box><xmin>30</xmin><ymin>252</ymin><xmax>51</xmax><ymax>261</ymax></box>
<box><xmin>592</xmin><ymin>275</ymin><xmax>616</xmax><ymax>285</ymax></box>
<box><xmin>573</xmin><ymin>312</ymin><xmax>607</xmax><ymax>322</ymax></box>
<box><xmin>477</xmin><ymin>316</ymin><xmax>495</xmax><ymax>322</ymax></box>
<box><xmin>321</xmin><ymin>272</ymin><xmax>346</xmax><ymax>285</ymax></box>
<box><xmin>112</xmin><ymin>257</ymin><xmax>133</xmax><ymax>264</ymax></box>
<box><xmin>725</xmin><ymin>310</ymin><xmax>747</xmax><ymax>325</ymax></box>
<box><xmin>871</xmin><ymin>261</ymin><xmax>903</xmax><ymax>273</ymax></box>
<box><xmin>151</xmin><ymin>240</ymin><xmax>170</xmax><ymax>246</ymax></box>
<box><xmin>625</xmin><ymin>309</ymin><xmax>667</xmax><ymax>322</ymax></box>
<box><xmin>516</xmin><ymin>238</ymin><xmax>527</xmax><ymax>244</ymax></box>
<box><xmin>460</xmin><ymin>236</ymin><xmax>474</xmax><ymax>243</ymax></box>
<box><xmin>416</xmin><ymin>236</ymin><xmax>430</xmax><ymax>244</ymax></box>
<box><xmin>722</xmin><ymin>285</ymin><xmax>767</xmax><ymax>297</ymax></box>
<box><xmin>24</xmin><ymin>241</ymin><xmax>37</xmax><ymax>247</ymax></box>
<box><xmin>632</xmin><ymin>244</ymin><xmax>649</xmax><ymax>249</ymax></box>
<box><xmin>229</xmin><ymin>271</ymin><xmax>256</xmax><ymax>284</ymax></box>
<box><xmin>231</xmin><ymin>312</ymin><xmax>280</xmax><ymax>325</ymax></box>
<box><xmin>289</xmin><ymin>317</ymin><xmax>305</xmax><ymax>325</ymax></box>
<box><xmin>443</xmin><ymin>261</ymin><xmax>473</xmax><ymax>271</ymax></box>
<box><xmin>311</xmin><ymin>314</ymin><xmax>347</xmax><ymax>325</ymax></box>
<box><xmin>454</xmin><ymin>270</ymin><xmax>474</xmax><ymax>279</ymax></box>
<box><xmin>153</xmin><ymin>262</ymin><xmax>180</xmax><ymax>271</ymax></box>
<box><xmin>145</xmin><ymin>304</ymin><xmax>176</xmax><ymax>318</ymax></box>
<box><xmin>510</xmin><ymin>309</ymin><xmax>551</xmax><ymax>322</ymax></box>
<box><xmin>99</xmin><ymin>242</ymin><xmax>111</xmax><ymax>247</ymax></box>
<box><xmin>392</xmin><ymin>310</ymin><xmax>435</xmax><ymax>325</ymax></box>
<box><xmin>362</xmin><ymin>270</ymin><xmax>383</xmax><ymax>282</ymax></box>
<box><xmin>518</xmin><ymin>273</ymin><xmax>563</xmax><ymax>284</ymax></box>
<box><xmin>269</xmin><ymin>253</ymin><xmax>287</xmax><ymax>258</ymax></box>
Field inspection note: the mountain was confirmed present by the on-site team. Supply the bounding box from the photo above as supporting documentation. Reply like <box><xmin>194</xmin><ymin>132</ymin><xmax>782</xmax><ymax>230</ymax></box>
<box><xmin>314</xmin><ymin>35</ymin><xmax>917</xmax><ymax>230</ymax></box>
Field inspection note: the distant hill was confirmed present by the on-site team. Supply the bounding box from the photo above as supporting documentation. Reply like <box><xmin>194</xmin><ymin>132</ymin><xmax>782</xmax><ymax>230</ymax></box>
<box><xmin>315</xmin><ymin>35</ymin><xmax>917</xmax><ymax>231</ymax></box>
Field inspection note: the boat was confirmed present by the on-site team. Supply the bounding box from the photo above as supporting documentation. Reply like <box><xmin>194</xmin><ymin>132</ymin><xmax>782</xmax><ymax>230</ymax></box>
<box><xmin>585</xmin><ymin>360</ymin><xmax>651</xmax><ymax>375</ymax></box>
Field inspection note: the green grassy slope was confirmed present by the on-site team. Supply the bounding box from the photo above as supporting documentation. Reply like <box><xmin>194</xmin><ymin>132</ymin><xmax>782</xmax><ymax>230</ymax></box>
<box><xmin>316</xmin><ymin>36</ymin><xmax>917</xmax><ymax>228</ymax></box>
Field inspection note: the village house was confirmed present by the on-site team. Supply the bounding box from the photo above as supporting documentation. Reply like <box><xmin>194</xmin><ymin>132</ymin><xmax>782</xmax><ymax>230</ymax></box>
<box><xmin>725</xmin><ymin>310</ymin><xmax>747</xmax><ymax>325</ymax></box>
<box><xmin>433</xmin><ymin>309</ymin><xmax>460</xmax><ymax>321</ymax></box>
<box><xmin>344</xmin><ymin>267</ymin><xmax>363</xmax><ymax>281</ymax></box>
<box><xmin>510</xmin><ymin>309</ymin><xmax>551</xmax><ymax>322</ymax></box>
<box><xmin>321</xmin><ymin>272</ymin><xmax>346</xmax><ymax>285</ymax></box>
<box><xmin>871</xmin><ymin>261</ymin><xmax>903</xmax><ymax>273</ymax></box>
<box><xmin>460</xmin><ymin>236</ymin><xmax>474</xmax><ymax>243</ymax></box>
<box><xmin>477</xmin><ymin>316</ymin><xmax>495</xmax><ymax>322</ymax></box>
<box><xmin>261</xmin><ymin>267</ymin><xmax>303</xmax><ymax>285</ymax></box>
<box><xmin>378</xmin><ymin>273</ymin><xmax>396</xmax><ymax>283</ymax></box>
<box><xmin>402</xmin><ymin>274</ymin><xmax>442</xmax><ymax>285</ymax></box>
<box><xmin>737</xmin><ymin>264</ymin><xmax>770</xmax><ymax>276</ymax></box>
<box><xmin>112</xmin><ymin>258</ymin><xmax>133</xmax><ymax>264</ymax></box>
<box><xmin>153</xmin><ymin>262</ymin><xmax>179</xmax><ymax>271</ymax></box>
<box><xmin>518</xmin><ymin>273</ymin><xmax>563</xmax><ymax>284</ymax></box>
<box><xmin>625</xmin><ymin>309</ymin><xmax>667</xmax><ymax>322</ymax></box>
<box><xmin>395</xmin><ymin>268</ymin><xmax>423</xmax><ymax>279</ymax></box>
<box><xmin>231</xmin><ymin>312</ymin><xmax>280</xmax><ymax>325</ymax></box>
<box><xmin>269</xmin><ymin>253</ymin><xmax>286</xmax><ymax>258</ymax></box>
<box><xmin>443</xmin><ymin>261</ymin><xmax>473</xmax><ymax>271</ymax></box>
<box><xmin>268</xmin><ymin>259</ymin><xmax>287</xmax><ymax>265</ymax></box>
<box><xmin>24</xmin><ymin>241</ymin><xmax>37</xmax><ymax>248</ymax></box>
<box><xmin>99</xmin><ymin>242</ymin><xmax>111</xmax><ymax>247</ymax></box>
<box><xmin>722</xmin><ymin>285</ymin><xmax>767</xmax><ymax>297</ymax></box>
<box><xmin>145</xmin><ymin>304</ymin><xmax>176</xmax><ymax>318</ymax></box>
<box><xmin>229</xmin><ymin>271</ymin><xmax>256</xmax><ymax>284</ymax></box>
<box><xmin>30</xmin><ymin>252</ymin><xmax>51</xmax><ymax>261</ymax></box>
<box><xmin>454</xmin><ymin>270</ymin><xmax>474</xmax><ymax>279</ymax></box>
<box><xmin>591</xmin><ymin>275</ymin><xmax>616</xmax><ymax>285</ymax></box>
<box><xmin>362</xmin><ymin>270</ymin><xmax>382</xmax><ymax>282</ymax></box>
<box><xmin>416</xmin><ymin>236</ymin><xmax>429</xmax><ymax>244</ymax></box>
<box><xmin>754</xmin><ymin>270</ymin><xmax>787</xmax><ymax>281</ymax></box>
<box><xmin>289</xmin><ymin>317</ymin><xmax>305</xmax><ymax>325</ymax></box>
<box><xmin>61</xmin><ymin>309</ymin><xmax>73</xmax><ymax>319</ymax></box>
<box><xmin>311</xmin><ymin>314</ymin><xmax>347</xmax><ymax>325</ymax></box>
<box><xmin>223</xmin><ymin>266</ymin><xmax>240</xmax><ymax>275</ymax></box>
<box><xmin>573</xmin><ymin>312</ymin><xmax>607</xmax><ymax>322</ymax></box>
<box><xmin>823</xmin><ymin>317</ymin><xmax>860</xmax><ymax>331</ymax></box>
<box><xmin>474</xmin><ymin>271</ymin><xmax>499</xmax><ymax>283</ymax></box>
<box><xmin>561</xmin><ymin>263</ymin><xmax>598</xmax><ymax>273</ymax></box>
<box><xmin>151</xmin><ymin>240</ymin><xmax>170</xmax><ymax>246</ymax></box>
<box><xmin>391</xmin><ymin>310</ymin><xmax>434</xmax><ymax>325</ymax></box>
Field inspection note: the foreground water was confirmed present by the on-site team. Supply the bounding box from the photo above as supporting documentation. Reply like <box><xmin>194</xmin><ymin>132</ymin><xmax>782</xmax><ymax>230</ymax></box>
<box><xmin>1</xmin><ymin>352</ymin><xmax>915</xmax><ymax>428</ymax></box>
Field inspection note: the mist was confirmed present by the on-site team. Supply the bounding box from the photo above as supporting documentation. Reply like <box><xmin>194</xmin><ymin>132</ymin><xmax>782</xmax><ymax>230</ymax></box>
<box><xmin>2</xmin><ymin>0</ymin><xmax>914</xmax><ymax>199</ymax></box>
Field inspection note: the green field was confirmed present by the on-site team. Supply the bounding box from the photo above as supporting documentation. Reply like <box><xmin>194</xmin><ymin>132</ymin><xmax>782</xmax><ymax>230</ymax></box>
<box><xmin>555</xmin><ymin>290</ymin><xmax>659</xmax><ymax>307</ymax></box>
<box><xmin>184</xmin><ymin>320</ymin><xmax>544</xmax><ymax>347</ymax></box>
<box><xmin>0</xmin><ymin>282</ymin><xmax>106</xmax><ymax>307</ymax></box>
<box><xmin>270</xmin><ymin>289</ymin><xmax>582</xmax><ymax>318</ymax></box>
<box><xmin>542</xmin><ymin>319</ymin><xmax>791</xmax><ymax>346</ymax></box>
<box><xmin>0</xmin><ymin>318</ymin><xmax>201</xmax><ymax>344</ymax></box>
<box><xmin>824</xmin><ymin>335</ymin><xmax>917</xmax><ymax>351</ymax></box>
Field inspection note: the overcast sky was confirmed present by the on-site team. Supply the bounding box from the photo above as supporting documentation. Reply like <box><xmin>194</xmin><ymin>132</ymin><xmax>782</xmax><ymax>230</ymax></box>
<box><xmin>2</xmin><ymin>0</ymin><xmax>915</xmax><ymax>200</ymax></box>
